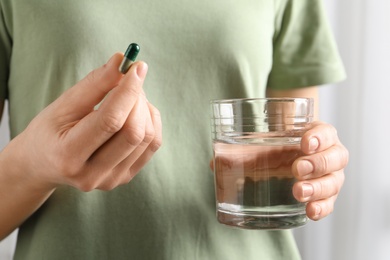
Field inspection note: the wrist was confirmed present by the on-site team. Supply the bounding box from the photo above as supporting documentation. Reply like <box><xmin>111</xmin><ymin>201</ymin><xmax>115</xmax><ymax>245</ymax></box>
<box><xmin>0</xmin><ymin>135</ymin><xmax>58</xmax><ymax>194</ymax></box>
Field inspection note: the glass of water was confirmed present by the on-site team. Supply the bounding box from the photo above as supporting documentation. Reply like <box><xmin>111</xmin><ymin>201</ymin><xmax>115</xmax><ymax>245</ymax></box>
<box><xmin>210</xmin><ymin>98</ymin><xmax>314</xmax><ymax>229</ymax></box>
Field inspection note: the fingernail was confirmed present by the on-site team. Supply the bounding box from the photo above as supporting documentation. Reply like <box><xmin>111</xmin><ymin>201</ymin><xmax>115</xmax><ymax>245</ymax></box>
<box><xmin>309</xmin><ymin>137</ymin><xmax>319</xmax><ymax>152</ymax></box>
<box><xmin>314</xmin><ymin>204</ymin><xmax>322</xmax><ymax>218</ymax></box>
<box><xmin>297</xmin><ymin>160</ymin><xmax>314</xmax><ymax>177</ymax></box>
<box><xmin>136</xmin><ymin>62</ymin><xmax>148</xmax><ymax>80</ymax></box>
<box><xmin>302</xmin><ymin>183</ymin><xmax>314</xmax><ymax>200</ymax></box>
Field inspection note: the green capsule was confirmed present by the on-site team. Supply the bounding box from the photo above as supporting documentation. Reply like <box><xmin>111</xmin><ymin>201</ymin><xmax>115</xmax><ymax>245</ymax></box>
<box><xmin>119</xmin><ymin>43</ymin><xmax>140</xmax><ymax>74</ymax></box>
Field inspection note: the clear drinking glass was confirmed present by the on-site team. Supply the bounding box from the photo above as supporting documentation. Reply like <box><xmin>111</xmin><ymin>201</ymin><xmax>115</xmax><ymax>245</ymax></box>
<box><xmin>210</xmin><ymin>98</ymin><xmax>314</xmax><ymax>229</ymax></box>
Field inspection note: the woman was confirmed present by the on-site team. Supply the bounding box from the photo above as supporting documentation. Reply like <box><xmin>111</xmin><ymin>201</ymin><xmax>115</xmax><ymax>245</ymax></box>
<box><xmin>0</xmin><ymin>0</ymin><xmax>348</xmax><ymax>259</ymax></box>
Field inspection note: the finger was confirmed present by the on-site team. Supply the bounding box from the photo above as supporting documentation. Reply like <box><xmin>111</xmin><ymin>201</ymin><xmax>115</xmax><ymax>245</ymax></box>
<box><xmin>83</xmin><ymin>96</ymin><xmax>153</xmax><ymax>191</ymax></box>
<box><xmin>293</xmin><ymin>170</ymin><xmax>345</xmax><ymax>202</ymax></box>
<box><xmin>301</xmin><ymin>122</ymin><xmax>340</xmax><ymax>154</ymax></box>
<box><xmin>64</xmin><ymin>61</ymin><xmax>148</xmax><ymax>160</ymax></box>
<box><xmin>87</xmin><ymin>96</ymin><xmax>148</xmax><ymax>171</ymax></box>
<box><xmin>305</xmin><ymin>195</ymin><xmax>338</xmax><ymax>221</ymax></box>
<box><xmin>292</xmin><ymin>144</ymin><xmax>349</xmax><ymax>180</ymax></box>
<box><xmin>145</xmin><ymin>102</ymin><xmax>163</xmax><ymax>153</ymax></box>
<box><xmin>87</xmin><ymin>100</ymin><xmax>161</xmax><ymax>191</ymax></box>
<box><xmin>128</xmin><ymin>102</ymin><xmax>163</xmax><ymax>178</ymax></box>
<box><xmin>54</xmin><ymin>53</ymin><xmax>124</xmax><ymax>120</ymax></box>
<box><xmin>115</xmin><ymin>100</ymin><xmax>156</xmax><ymax>180</ymax></box>
<box><xmin>102</xmin><ymin>103</ymin><xmax>155</xmax><ymax>187</ymax></box>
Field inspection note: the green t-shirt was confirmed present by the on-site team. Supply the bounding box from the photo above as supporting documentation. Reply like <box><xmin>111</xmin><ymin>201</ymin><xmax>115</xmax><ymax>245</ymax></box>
<box><xmin>0</xmin><ymin>0</ymin><xmax>345</xmax><ymax>259</ymax></box>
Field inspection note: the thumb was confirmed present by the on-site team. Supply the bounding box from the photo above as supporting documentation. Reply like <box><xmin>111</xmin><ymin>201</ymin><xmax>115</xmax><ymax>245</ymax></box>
<box><xmin>54</xmin><ymin>53</ymin><xmax>124</xmax><ymax>120</ymax></box>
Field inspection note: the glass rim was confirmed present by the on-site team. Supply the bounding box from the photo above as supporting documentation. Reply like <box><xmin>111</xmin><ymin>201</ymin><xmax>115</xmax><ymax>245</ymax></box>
<box><xmin>210</xmin><ymin>97</ymin><xmax>313</xmax><ymax>104</ymax></box>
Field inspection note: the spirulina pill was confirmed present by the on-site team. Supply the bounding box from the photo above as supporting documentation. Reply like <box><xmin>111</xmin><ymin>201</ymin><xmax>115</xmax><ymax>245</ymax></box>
<box><xmin>119</xmin><ymin>43</ymin><xmax>140</xmax><ymax>74</ymax></box>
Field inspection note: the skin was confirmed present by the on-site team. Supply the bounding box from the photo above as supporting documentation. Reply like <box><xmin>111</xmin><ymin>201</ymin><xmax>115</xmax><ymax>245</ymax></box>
<box><xmin>266</xmin><ymin>87</ymin><xmax>348</xmax><ymax>221</ymax></box>
<box><xmin>0</xmin><ymin>54</ymin><xmax>348</xmax><ymax>239</ymax></box>
<box><xmin>0</xmin><ymin>53</ymin><xmax>162</xmax><ymax>239</ymax></box>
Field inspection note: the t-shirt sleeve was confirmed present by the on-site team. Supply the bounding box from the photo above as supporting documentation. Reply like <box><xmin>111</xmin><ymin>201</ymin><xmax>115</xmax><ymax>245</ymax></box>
<box><xmin>267</xmin><ymin>0</ymin><xmax>346</xmax><ymax>90</ymax></box>
<box><xmin>0</xmin><ymin>4</ymin><xmax>11</xmax><ymax>100</ymax></box>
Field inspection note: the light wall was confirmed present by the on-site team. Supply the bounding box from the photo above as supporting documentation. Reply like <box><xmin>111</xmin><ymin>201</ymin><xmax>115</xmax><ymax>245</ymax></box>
<box><xmin>294</xmin><ymin>1</ymin><xmax>390</xmax><ymax>260</ymax></box>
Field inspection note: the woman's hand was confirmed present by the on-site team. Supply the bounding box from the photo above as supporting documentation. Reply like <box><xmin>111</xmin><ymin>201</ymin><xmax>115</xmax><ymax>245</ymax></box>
<box><xmin>292</xmin><ymin>121</ymin><xmax>348</xmax><ymax>220</ymax></box>
<box><xmin>7</xmin><ymin>53</ymin><xmax>162</xmax><ymax>192</ymax></box>
<box><xmin>0</xmin><ymin>53</ymin><xmax>162</xmax><ymax>238</ymax></box>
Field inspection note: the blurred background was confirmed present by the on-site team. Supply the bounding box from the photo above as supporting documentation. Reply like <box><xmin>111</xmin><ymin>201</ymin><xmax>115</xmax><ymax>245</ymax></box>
<box><xmin>294</xmin><ymin>0</ymin><xmax>390</xmax><ymax>259</ymax></box>
<box><xmin>1</xmin><ymin>0</ymin><xmax>389</xmax><ymax>259</ymax></box>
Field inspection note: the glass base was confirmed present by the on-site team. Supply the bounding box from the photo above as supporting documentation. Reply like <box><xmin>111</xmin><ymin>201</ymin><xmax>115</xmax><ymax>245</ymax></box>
<box><xmin>217</xmin><ymin>209</ymin><xmax>307</xmax><ymax>230</ymax></box>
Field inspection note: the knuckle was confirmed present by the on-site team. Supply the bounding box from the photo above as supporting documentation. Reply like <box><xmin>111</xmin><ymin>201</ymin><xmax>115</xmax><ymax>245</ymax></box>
<box><xmin>66</xmin><ymin>170</ymin><xmax>95</xmax><ymax>192</ymax></box>
<box><xmin>123</xmin><ymin>83</ymin><xmax>141</xmax><ymax>98</ymax></box>
<box><xmin>150</xmin><ymin>136</ymin><xmax>163</xmax><ymax>152</ymax></box>
<box><xmin>119</xmin><ymin>171</ymin><xmax>134</xmax><ymax>186</ymax></box>
<box><xmin>75</xmin><ymin>169</ymin><xmax>109</xmax><ymax>192</ymax></box>
<box><xmin>59</xmin><ymin>163</ymin><xmax>97</xmax><ymax>192</ymax></box>
<box><xmin>314</xmin><ymin>154</ymin><xmax>329</xmax><ymax>175</ymax></box>
<box><xmin>54</xmin><ymin>154</ymin><xmax>82</xmax><ymax>178</ymax></box>
<box><xmin>148</xmin><ymin>104</ymin><xmax>162</xmax><ymax>125</ymax></box>
<box><xmin>150</xmin><ymin>104</ymin><xmax>161</xmax><ymax>118</ymax></box>
<box><xmin>123</xmin><ymin>123</ymin><xmax>145</xmax><ymax>146</ymax></box>
<box><xmin>75</xmin><ymin>181</ymin><xmax>96</xmax><ymax>192</ymax></box>
<box><xmin>100</xmin><ymin>111</ymin><xmax>125</xmax><ymax>134</ymax></box>
<box><xmin>93</xmin><ymin>170</ymin><xmax>121</xmax><ymax>191</ymax></box>
<box><xmin>85</xmin><ymin>69</ymin><xmax>99</xmax><ymax>87</ymax></box>
<box><xmin>143</xmin><ymin>127</ymin><xmax>156</xmax><ymax>144</ymax></box>
<box><xmin>98</xmin><ymin>182</ymin><xmax>117</xmax><ymax>191</ymax></box>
